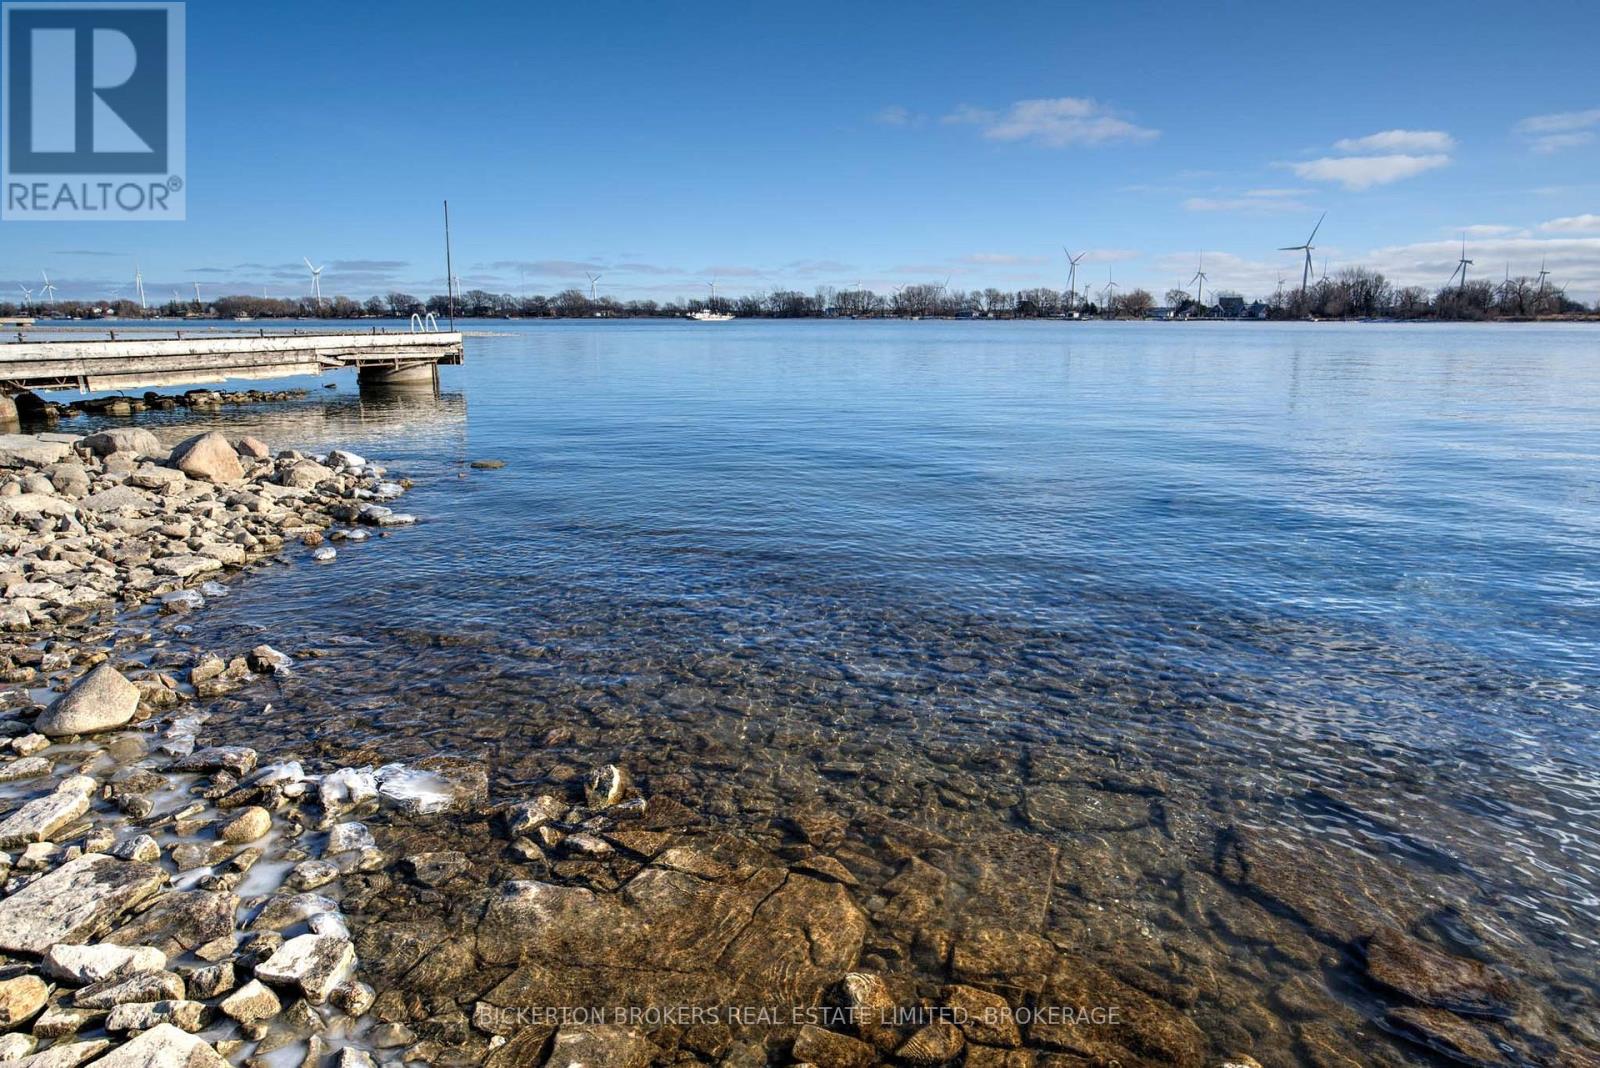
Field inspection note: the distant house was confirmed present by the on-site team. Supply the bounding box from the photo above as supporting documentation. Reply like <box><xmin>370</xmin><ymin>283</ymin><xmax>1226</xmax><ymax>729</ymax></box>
<box><xmin>1146</xmin><ymin>306</ymin><xmax>1176</xmax><ymax>320</ymax></box>
<box><xmin>1244</xmin><ymin>301</ymin><xmax>1269</xmax><ymax>320</ymax></box>
<box><xmin>1216</xmin><ymin>295</ymin><xmax>1246</xmax><ymax>318</ymax></box>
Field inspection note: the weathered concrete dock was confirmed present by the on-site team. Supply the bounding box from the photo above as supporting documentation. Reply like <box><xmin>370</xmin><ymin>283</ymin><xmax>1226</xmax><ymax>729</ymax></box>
<box><xmin>0</xmin><ymin>329</ymin><xmax>463</xmax><ymax>397</ymax></box>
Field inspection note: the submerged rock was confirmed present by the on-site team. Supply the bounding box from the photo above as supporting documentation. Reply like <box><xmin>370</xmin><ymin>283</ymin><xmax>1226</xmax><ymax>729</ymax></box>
<box><xmin>547</xmin><ymin>1025</ymin><xmax>655</xmax><ymax>1068</ymax></box>
<box><xmin>1363</xmin><ymin>928</ymin><xmax>1520</xmax><ymax>1018</ymax></box>
<box><xmin>793</xmin><ymin>1024</ymin><xmax>875</xmax><ymax>1068</ymax></box>
<box><xmin>35</xmin><ymin>662</ymin><xmax>139</xmax><ymax>737</ymax></box>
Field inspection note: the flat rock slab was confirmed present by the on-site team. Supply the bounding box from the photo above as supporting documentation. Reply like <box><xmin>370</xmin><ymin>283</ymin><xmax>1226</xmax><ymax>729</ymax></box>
<box><xmin>10</xmin><ymin>1038</ymin><xmax>112</xmax><ymax>1067</ymax></box>
<box><xmin>0</xmin><ymin>853</ymin><xmax>165</xmax><ymax>955</ymax></box>
<box><xmin>0</xmin><ymin>493</ymin><xmax>74</xmax><ymax>520</ymax></box>
<box><xmin>80</xmin><ymin>1023</ymin><xmax>227</xmax><ymax>1066</ymax></box>
<box><xmin>0</xmin><ymin>435</ymin><xmax>73</xmax><ymax>467</ymax></box>
<box><xmin>475</xmin><ymin>862</ymin><xmax>864</xmax><ymax>1027</ymax></box>
<box><xmin>105</xmin><ymin>890</ymin><xmax>237</xmax><ymax>958</ymax></box>
<box><xmin>151</xmin><ymin>555</ymin><xmax>224</xmax><ymax>579</ymax></box>
<box><xmin>1029</xmin><ymin>956</ymin><xmax>1206</xmax><ymax>1068</ymax></box>
<box><xmin>1364</xmin><ymin>928</ymin><xmax>1520</xmax><ymax>1018</ymax></box>
<box><xmin>78</xmin><ymin>486</ymin><xmax>156</xmax><ymax>512</ymax></box>
<box><xmin>0</xmin><ymin>782</ymin><xmax>91</xmax><ymax>847</ymax></box>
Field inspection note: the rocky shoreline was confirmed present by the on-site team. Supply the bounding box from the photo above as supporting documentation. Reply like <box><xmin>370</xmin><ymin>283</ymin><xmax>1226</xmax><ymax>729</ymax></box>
<box><xmin>1</xmin><ymin>425</ymin><xmax>1594</xmax><ymax>1068</ymax></box>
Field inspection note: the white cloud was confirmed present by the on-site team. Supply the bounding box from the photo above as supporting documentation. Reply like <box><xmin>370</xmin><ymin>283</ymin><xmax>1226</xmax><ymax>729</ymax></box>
<box><xmin>1540</xmin><ymin>213</ymin><xmax>1600</xmax><ymax>234</ymax></box>
<box><xmin>1185</xmin><ymin>188</ymin><xmax>1309</xmax><ymax>213</ymax></box>
<box><xmin>1366</xmin><ymin>235</ymin><xmax>1600</xmax><ymax>295</ymax></box>
<box><xmin>1290</xmin><ymin>153</ymin><xmax>1451</xmax><ymax>190</ymax></box>
<box><xmin>1515</xmin><ymin>109</ymin><xmax>1600</xmax><ymax>153</ymax></box>
<box><xmin>942</xmin><ymin>97</ymin><xmax>1158</xmax><ymax>147</ymax></box>
<box><xmin>1077</xmin><ymin>248</ymin><xmax>1140</xmax><ymax>263</ymax></box>
<box><xmin>1333</xmin><ymin>129</ymin><xmax>1456</xmax><ymax>154</ymax></box>
<box><xmin>873</xmin><ymin>105</ymin><xmax>918</xmax><ymax>127</ymax></box>
<box><xmin>959</xmin><ymin>252</ymin><xmax>1046</xmax><ymax>266</ymax></box>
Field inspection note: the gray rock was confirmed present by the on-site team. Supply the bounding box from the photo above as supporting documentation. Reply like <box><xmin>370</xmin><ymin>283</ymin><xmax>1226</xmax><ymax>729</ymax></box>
<box><xmin>127</xmin><ymin>465</ymin><xmax>188</xmax><ymax>491</ymax></box>
<box><xmin>253</xmin><ymin>933</ymin><xmax>355</xmax><ymax>1004</ymax></box>
<box><xmin>0</xmin><ymin>435</ymin><xmax>72</xmax><ymax>468</ymax></box>
<box><xmin>35</xmin><ymin>663</ymin><xmax>140</xmax><ymax>737</ymax></box>
<box><xmin>0</xmin><ymin>1032</ymin><xmax>36</xmax><ymax>1060</ymax></box>
<box><xmin>80</xmin><ymin>428</ymin><xmax>163</xmax><ymax>458</ymax></box>
<box><xmin>105</xmin><ymin>999</ymin><xmax>208</xmax><ymax>1034</ymax></box>
<box><xmin>0</xmin><ymin>775</ymin><xmax>94</xmax><ymax>847</ymax></box>
<box><xmin>73</xmin><ymin>969</ymin><xmax>185</xmax><ymax>1009</ymax></box>
<box><xmin>77</xmin><ymin>1023</ymin><xmax>227</xmax><ymax>1066</ymax></box>
<box><xmin>219</xmin><ymin>806</ymin><xmax>270</xmax><ymax>844</ymax></box>
<box><xmin>104</xmin><ymin>890</ymin><xmax>237</xmax><ymax>958</ymax></box>
<box><xmin>279</xmin><ymin>459</ymin><xmax>333</xmax><ymax>489</ymax></box>
<box><xmin>43</xmin><ymin>943</ymin><xmax>167</xmax><ymax>985</ymax></box>
<box><xmin>0</xmin><ymin>756</ymin><xmax>50</xmax><ymax>783</ymax></box>
<box><xmin>0</xmin><ymin>853</ymin><xmax>164</xmax><ymax>954</ymax></box>
<box><xmin>219</xmin><ymin>978</ymin><xmax>280</xmax><ymax>1026</ymax></box>
<box><xmin>77</xmin><ymin>486</ymin><xmax>154</xmax><ymax>513</ymax></box>
<box><xmin>6</xmin><ymin>1038</ymin><xmax>111</xmax><ymax>1066</ymax></box>
<box><xmin>171</xmin><ymin>746</ymin><xmax>257</xmax><ymax>776</ymax></box>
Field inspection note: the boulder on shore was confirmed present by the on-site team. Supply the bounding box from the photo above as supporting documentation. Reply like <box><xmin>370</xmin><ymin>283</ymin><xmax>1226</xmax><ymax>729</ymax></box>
<box><xmin>81</xmin><ymin>427</ymin><xmax>164</xmax><ymax>458</ymax></box>
<box><xmin>36</xmin><ymin>662</ymin><xmax>140</xmax><ymax>737</ymax></box>
<box><xmin>168</xmin><ymin>431</ymin><xmax>244</xmax><ymax>484</ymax></box>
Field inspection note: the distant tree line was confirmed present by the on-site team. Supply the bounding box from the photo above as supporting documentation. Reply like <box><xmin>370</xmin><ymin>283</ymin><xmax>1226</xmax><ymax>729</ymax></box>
<box><xmin>0</xmin><ymin>270</ymin><xmax>1589</xmax><ymax>323</ymax></box>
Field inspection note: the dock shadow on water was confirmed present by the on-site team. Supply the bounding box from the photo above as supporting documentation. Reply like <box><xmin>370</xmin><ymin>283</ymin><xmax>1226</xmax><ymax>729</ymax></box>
<box><xmin>14</xmin><ymin>320</ymin><xmax>1600</xmax><ymax>1068</ymax></box>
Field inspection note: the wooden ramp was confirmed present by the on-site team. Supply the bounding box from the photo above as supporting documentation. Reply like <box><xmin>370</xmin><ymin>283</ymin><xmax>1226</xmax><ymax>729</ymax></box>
<box><xmin>0</xmin><ymin>331</ymin><xmax>463</xmax><ymax>393</ymax></box>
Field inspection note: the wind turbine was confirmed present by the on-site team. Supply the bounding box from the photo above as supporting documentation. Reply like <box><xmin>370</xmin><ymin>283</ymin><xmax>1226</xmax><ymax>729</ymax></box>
<box><xmin>303</xmin><ymin>257</ymin><xmax>325</xmax><ymax>310</ymax></box>
<box><xmin>586</xmin><ymin>272</ymin><xmax>601</xmax><ymax>303</ymax></box>
<box><xmin>1062</xmin><ymin>247</ymin><xmax>1086</xmax><ymax>310</ymax></box>
<box><xmin>706</xmin><ymin>279</ymin><xmax>718</xmax><ymax>310</ymax></box>
<box><xmin>191</xmin><ymin>282</ymin><xmax>204</xmax><ymax>309</ymax></box>
<box><xmin>17</xmin><ymin>285</ymin><xmax>32</xmax><ymax>310</ymax></box>
<box><xmin>1189</xmin><ymin>254</ymin><xmax>1209</xmax><ymax>307</ymax></box>
<box><xmin>1101</xmin><ymin>266</ymin><xmax>1119</xmax><ymax>309</ymax></box>
<box><xmin>134</xmin><ymin>264</ymin><xmax>146</xmax><ymax>311</ymax></box>
<box><xmin>1445</xmin><ymin>234</ymin><xmax>1472</xmax><ymax>293</ymax></box>
<box><xmin>1279</xmin><ymin>212</ymin><xmax>1325</xmax><ymax>295</ymax></box>
<box><xmin>1535</xmin><ymin>258</ymin><xmax>1550</xmax><ymax>302</ymax></box>
<box><xmin>40</xmin><ymin>270</ymin><xmax>57</xmax><ymax>306</ymax></box>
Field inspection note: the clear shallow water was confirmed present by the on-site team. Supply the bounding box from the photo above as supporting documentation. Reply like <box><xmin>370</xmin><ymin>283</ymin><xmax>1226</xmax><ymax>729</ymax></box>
<box><xmin>62</xmin><ymin>319</ymin><xmax>1600</xmax><ymax>1063</ymax></box>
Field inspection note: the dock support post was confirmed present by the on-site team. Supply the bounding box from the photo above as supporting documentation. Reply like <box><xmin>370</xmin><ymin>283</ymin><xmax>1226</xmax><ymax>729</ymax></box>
<box><xmin>0</xmin><ymin>394</ymin><xmax>16</xmax><ymax>431</ymax></box>
<box><xmin>357</xmin><ymin>362</ymin><xmax>440</xmax><ymax>393</ymax></box>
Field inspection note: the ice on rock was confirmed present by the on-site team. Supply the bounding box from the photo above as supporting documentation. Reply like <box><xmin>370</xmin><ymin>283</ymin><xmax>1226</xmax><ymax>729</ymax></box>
<box><xmin>376</xmin><ymin>764</ymin><xmax>456</xmax><ymax>816</ymax></box>
<box><xmin>319</xmin><ymin>767</ymin><xmax>378</xmax><ymax>814</ymax></box>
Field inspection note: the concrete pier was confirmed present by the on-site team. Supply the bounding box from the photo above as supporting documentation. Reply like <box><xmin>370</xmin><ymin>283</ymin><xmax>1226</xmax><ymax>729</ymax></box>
<box><xmin>0</xmin><ymin>330</ymin><xmax>462</xmax><ymax>396</ymax></box>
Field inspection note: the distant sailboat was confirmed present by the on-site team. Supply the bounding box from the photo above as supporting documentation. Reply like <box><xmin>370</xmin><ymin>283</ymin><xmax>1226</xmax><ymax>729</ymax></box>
<box><xmin>688</xmin><ymin>281</ymin><xmax>734</xmax><ymax>322</ymax></box>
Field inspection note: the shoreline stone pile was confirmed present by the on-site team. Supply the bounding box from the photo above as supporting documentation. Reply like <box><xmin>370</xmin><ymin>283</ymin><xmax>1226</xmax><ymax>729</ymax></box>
<box><xmin>1</xmin><ymin>429</ymin><xmax>410</xmax><ymax>641</ymax></box>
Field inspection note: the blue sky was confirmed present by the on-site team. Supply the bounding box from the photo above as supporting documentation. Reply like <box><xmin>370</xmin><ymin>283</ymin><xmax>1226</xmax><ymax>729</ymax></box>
<box><xmin>4</xmin><ymin>0</ymin><xmax>1600</xmax><ymax>303</ymax></box>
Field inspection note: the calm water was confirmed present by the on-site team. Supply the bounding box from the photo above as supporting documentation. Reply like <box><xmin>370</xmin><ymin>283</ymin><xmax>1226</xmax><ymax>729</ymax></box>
<box><xmin>70</xmin><ymin>320</ymin><xmax>1600</xmax><ymax>1063</ymax></box>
